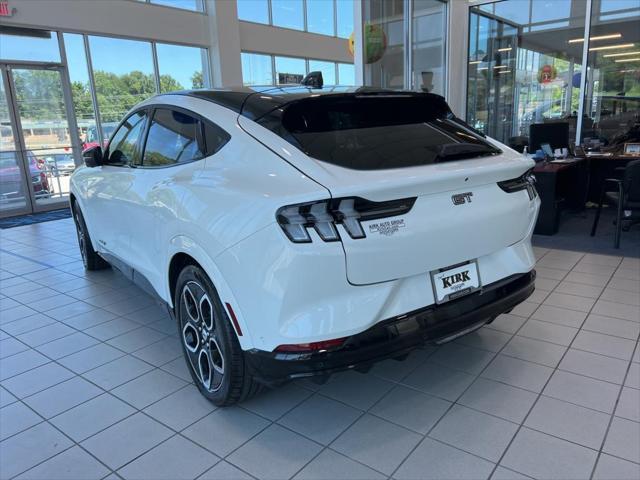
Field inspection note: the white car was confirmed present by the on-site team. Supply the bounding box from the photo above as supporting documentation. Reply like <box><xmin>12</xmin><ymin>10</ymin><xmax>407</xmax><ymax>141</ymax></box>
<box><xmin>71</xmin><ymin>86</ymin><xmax>540</xmax><ymax>406</ymax></box>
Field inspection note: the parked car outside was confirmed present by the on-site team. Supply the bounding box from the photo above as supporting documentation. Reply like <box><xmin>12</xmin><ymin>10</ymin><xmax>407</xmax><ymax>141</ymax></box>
<box><xmin>43</xmin><ymin>150</ymin><xmax>76</xmax><ymax>176</ymax></box>
<box><xmin>71</xmin><ymin>86</ymin><xmax>539</xmax><ymax>406</ymax></box>
<box><xmin>82</xmin><ymin>123</ymin><xmax>117</xmax><ymax>152</ymax></box>
<box><xmin>0</xmin><ymin>150</ymin><xmax>50</xmax><ymax>203</ymax></box>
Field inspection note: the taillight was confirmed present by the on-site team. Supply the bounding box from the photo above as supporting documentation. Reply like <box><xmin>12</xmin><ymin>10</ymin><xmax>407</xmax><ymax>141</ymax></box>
<box><xmin>498</xmin><ymin>169</ymin><xmax>537</xmax><ymax>200</ymax></box>
<box><xmin>276</xmin><ymin>196</ymin><xmax>416</xmax><ymax>243</ymax></box>
<box><xmin>275</xmin><ymin>337</ymin><xmax>347</xmax><ymax>353</ymax></box>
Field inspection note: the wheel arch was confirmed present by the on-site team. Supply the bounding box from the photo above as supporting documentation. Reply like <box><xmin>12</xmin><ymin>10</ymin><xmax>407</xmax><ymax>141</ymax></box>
<box><xmin>166</xmin><ymin>236</ymin><xmax>255</xmax><ymax>350</ymax></box>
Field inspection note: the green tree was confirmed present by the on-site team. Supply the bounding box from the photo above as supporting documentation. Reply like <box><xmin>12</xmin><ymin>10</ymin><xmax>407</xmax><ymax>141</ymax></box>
<box><xmin>160</xmin><ymin>74</ymin><xmax>184</xmax><ymax>93</ymax></box>
<box><xmin>12</xmin><ymin>70</ymin><xmax>65</xmax><ymax>121</ymax></box>
<box><xmin>191</xmin><ymin>71</ymin><xmax>204</xmax><ymax>89</ymax></box>
<box><xmin>9</xmin><ymin>69</ymin><xmax>186</xmax><ymax>124</ymax></box>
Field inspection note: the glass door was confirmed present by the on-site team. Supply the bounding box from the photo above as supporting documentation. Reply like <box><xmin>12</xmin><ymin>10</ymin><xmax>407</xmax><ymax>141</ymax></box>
<box><xmin>0</xmin><ymin>66</ymin><xmax>30</xmax><ymax>216</ymax></box>
<box><xmin>1</xmin><ymin>64</ymin><xmax>79</xmax><ymax>217</ymax></box>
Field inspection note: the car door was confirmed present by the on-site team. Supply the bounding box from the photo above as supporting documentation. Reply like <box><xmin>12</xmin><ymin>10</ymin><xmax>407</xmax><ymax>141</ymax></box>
<box><xmin>84</xmin><ymin>110</ymin><xmax>148</xmax><ymax>259</ymax></box>
<box><xmin>125</xmin><ymin>107</ymin><xmax>227</xmax><ymax>294</ymax></box>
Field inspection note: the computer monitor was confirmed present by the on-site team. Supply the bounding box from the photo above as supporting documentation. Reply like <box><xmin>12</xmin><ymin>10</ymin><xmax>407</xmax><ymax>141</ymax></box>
<box><xmin>529</xmin><ymin>122</ymin><xmax>569</xmax><ymax>152</ymax></box>
<box><xmin>540</xmin><ymin>143</ymin><xmax>554</xmax><ymax>159</ymax></box>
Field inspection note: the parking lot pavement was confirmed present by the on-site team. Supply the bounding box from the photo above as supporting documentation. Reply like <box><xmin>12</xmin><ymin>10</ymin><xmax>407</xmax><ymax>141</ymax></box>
<box><xmin>1</xmin><ymin>219</ymin><xmax>639</xmax><ymax>480</ymax></box>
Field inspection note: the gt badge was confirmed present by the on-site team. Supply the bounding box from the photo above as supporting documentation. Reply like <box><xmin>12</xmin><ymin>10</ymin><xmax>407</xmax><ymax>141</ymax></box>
<box><xmin>452</xmin><ymin>192</ymin><xmax>473</xmax><ymax>205</ymax></box>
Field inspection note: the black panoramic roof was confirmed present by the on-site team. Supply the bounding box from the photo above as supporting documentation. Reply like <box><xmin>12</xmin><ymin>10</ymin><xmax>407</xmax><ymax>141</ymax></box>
<box><xmin>166</xmin><ymin>86</ymin><xmax>447</xmax><ymax>121</ymax></box>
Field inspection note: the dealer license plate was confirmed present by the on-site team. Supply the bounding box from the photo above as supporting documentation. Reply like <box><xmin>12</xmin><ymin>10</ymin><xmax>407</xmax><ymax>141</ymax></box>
<box><xmin>431</xmin><ymin>261</ymin><xmax>481</xmax><ymax>304</ymax></box>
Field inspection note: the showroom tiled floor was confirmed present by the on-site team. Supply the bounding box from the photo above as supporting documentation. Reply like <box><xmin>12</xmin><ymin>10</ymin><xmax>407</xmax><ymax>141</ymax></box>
<box><xmin>0</xmin><ymin>218</ymin><xmax>639</xmax><ymax>480</ymax></box>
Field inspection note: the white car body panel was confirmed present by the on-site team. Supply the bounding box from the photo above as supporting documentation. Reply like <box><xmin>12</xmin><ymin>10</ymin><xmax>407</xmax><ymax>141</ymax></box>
<box><xmin>71</xmin><ymin>90</ymin><xmax>539</xmax><ymax>354</ymax></box>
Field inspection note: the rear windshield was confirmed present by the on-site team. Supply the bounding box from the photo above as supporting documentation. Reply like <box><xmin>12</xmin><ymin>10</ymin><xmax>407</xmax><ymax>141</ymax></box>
<box><xmin>258</xmin><ymin>95</ymin><xmax>501</xmax><ymax>170</ymax></box>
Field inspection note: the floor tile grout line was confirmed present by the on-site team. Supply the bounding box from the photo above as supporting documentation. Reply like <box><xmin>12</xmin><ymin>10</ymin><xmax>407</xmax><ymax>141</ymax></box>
<box><xmin>588</xmin><ymin>339</ymin><xmax>640</xmax><ymax>479</ymax></box>
<box><xmin>387</xmin><ymin>261</ymin><xmax>560</xmax><ymax>480</ymax></box>
<box><xmin>483</xmin><ymin>252</ymin><xmax>585</xmax><ymax>479</ymax></box>
<box><xmin>0</xmin><ymin>317</ymin><xmax>181</xmax><ymax>394</ymax></box>
<box><xmin>3</xmin><ymin>397</ymin><xmax>120</xmax><ymax>480</ymax></box>
<box><xmin>2</xmin><ymin>237</ymin><xmax>638</xmax><ymax>478</ymax></box>
<box><xmin>0</xmin><ymin>320</ymin><xmax>192</xmax><ymax>432</ymax></box>
<box><xmin>0</xmin><ymin>284</ymin><xmax>176</xmax><ymax>364</ymax></box>
<box><xmin>283</xmin><ymin>347</ymin><xmax>444</xmax><ymax>478</ymax></box>
<box><xmin>490</xmin><ymin>251</ymin><xmax>634</xmax><ymax>478</ymax></box>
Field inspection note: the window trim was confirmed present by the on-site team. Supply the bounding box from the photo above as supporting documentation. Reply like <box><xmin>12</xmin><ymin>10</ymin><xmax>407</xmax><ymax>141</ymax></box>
<box><xmin>135</xmin><ymin>104</ymin><xmax>231</xmax><ymax>169</ymax></box>
<box><xmin>104</xmin><ymin>109</ymin><xmax>150</xmax><ymax>168</ymax></box>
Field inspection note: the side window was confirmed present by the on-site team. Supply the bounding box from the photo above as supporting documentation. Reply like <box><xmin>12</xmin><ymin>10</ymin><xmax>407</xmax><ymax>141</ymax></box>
<box><xmin>203</xmin><ymin>121</ymin><xmax>230</xmax><ymax>156</ymax></box>
<box><xmin>142</xmin><ymin>109</ymin><xmax>205</xmax><ymax>167</ymax></box>
<box><xmin>107</xmin><ymin>111</ymin><xmax>147</xmax><ymax>166</ymax></box>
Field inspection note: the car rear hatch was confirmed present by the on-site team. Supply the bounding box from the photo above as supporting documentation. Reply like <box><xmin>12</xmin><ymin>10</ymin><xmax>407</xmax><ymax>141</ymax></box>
<box><xmin>250</xmin><ymin>92</ymin><xmax>536</xmax><ymax>285</ymax></box>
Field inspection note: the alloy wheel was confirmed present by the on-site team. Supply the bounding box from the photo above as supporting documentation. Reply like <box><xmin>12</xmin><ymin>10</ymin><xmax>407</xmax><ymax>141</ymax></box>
<box><xmin>180</xmin><ymin>281</ymin><xmax>224</xmax><ymax>392</ymax></box>
<box><xmin>74</xmin><ymin>211</ymin><xmax>87</xmax><ymax>266</ymax></box>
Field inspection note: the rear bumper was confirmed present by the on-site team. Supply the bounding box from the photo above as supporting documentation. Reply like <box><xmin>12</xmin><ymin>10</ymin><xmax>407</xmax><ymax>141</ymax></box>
<box><xmin>244</xmin><ymin>270</ymin><xmax>535</xmax><ymax>385</ymax></box>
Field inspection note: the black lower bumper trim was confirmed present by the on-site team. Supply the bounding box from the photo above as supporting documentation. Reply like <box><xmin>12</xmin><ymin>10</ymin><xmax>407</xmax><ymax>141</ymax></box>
<box><xmin>244</xmin><ymin>270</ymin><xmax>536</xmax><ymax>385</ymax></box>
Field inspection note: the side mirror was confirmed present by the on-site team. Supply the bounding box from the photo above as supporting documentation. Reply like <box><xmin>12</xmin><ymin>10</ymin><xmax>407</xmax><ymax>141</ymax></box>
<box><xmin>83</xmin><ymin>146</ymin><xmax>103</xmax><ymax>168</ymax></box>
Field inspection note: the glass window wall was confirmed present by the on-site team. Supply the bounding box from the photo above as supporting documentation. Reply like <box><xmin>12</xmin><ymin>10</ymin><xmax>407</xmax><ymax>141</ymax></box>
<box><xmin>308</xmin><ymin>60</ymin><xmax>336</xmax><ymax>85</ymax></box>
<box><xmin>338</xmin><ymin>63</ymin><xmax>356</xmax><ymax>84</ymax></box>
<box><xmin>336</xmin><ymin>0</ymin><xmax>355</xmax><ymax>38</ymax></box>
<box><xmin>271</xmin><ymin>0</ymin><xmax>304</xmax><ymax>30</ymax></box>
<box><xmin>0</xmin><ymin>27</ymin><xmax>61</xmax><ymax>63</ymax></box>
<box><xmin>363</xmin><ymin>0</ymin><xmax>446</xmax><ymax>93</ymax></box>
<box><xmin>468</xmin><ymin>0</ymin><xmax>639</xmax><ymax>153</ymax></box>
<box><xmin>467</xmin><ymin>0</ymin><xmax>587</xmax><ymax>147</ymax></box>
<box><xmin>237</xmin><ymin>0</ymin><xmax>354</xmax><ymax>38</ymax></box>
<box><xmin>581</xmin><ymin>0</ymin><xmax>640</xmax><ymax>152</ymax></box>
<box><xmin>363</xmin><ymin>0</ymin><xmax>405</xmax><ymax>89</ymax></box>
<box><xmin>241</xmin><ymin>52</ymin><xmax>274</xmax><ymax>85</ymax></box>
<box><xmin>64</xmin><ymin>33</ymin><xmax>97</xmax><ymax>149</ymax></box>
<box><xmin>149</xmin><ymin>0</ymin><xmax>204</xmax><ymax>12</ymax></box>
<box><xmin>241</xmin><ymin>53</ymin><xmax>354</xmax><ymax>86</ymax></box>
<box><xmin>275</xmin><ymin>56</ymin><xmax>306</xmax><ymax>84</ymax></box>
<box><xmin>237</xmin><ymin>0</ymin><xmax>270</xmax><ymax>24</ymax></box>
<box><xmin>88</xmin><ymin>36</ymin><xmax>156</xmax><ymax>132</ymax></box>
<box><xmin>307</xmin><ymin>0</ymin><xmax>335</xmax><ymax>36</ymax></box>
<box><xmin>412</xmin><ymin>0</ymin><xmax>446</xmax><ymax>93</ymax></box>
<box><xmin>156</xmin><ymin>43</ymin><xmax>209</xmax><ymax>92</ymax></box>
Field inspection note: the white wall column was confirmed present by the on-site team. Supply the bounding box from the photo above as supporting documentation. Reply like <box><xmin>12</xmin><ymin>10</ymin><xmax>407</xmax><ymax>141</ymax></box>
<box><xmin>446</xmin><ymin>0</ymin><xmax>471</xmax><ymax>118</ymax></box>
<box><xmin>205</xmin><ymin>0</ymin><xmax>243</xmax><ymax>87</ymax></box>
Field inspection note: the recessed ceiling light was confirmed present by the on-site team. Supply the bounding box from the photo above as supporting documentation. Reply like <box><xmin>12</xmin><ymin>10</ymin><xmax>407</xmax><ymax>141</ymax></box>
<box><xmin>469</xmin><ymin>60</ymin><xmax>482</xmax><ymax>64</ymax></box>
<box><xmin>498</xmin><ymin>70</ymin><xmax>512</xmax><ymax>74</ymax></box>
<box><xmin>497</xmin><ymin>47</ymin><xmax>512</xmax><ymax>52</ymax></box>
<box><xmin>569</xmin><ymin>33</ymin><xmax>622</xmax><ymax>43</ymax></box>
<box><xmin>615</xmin><ymin>58</ymin><xmax>640</xmax><ymax>62</ymax></box>
<box><xmin>603</xmin><ymin>51</ymin><xmax>640</xmax><ymax>58</ymax></box>
<box><xmin>493</xmin><ymin>65</ymin><xmax>507</xmax><ymax>69</ymax></box>
<box><xmin>589</xmin><ymin>43</ymin><xmax>634</xmax><ymax>51</ymax></box>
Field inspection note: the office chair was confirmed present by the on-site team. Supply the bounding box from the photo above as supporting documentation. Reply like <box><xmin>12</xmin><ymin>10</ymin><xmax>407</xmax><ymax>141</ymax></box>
<box><xmin>591</xmin><ymin>159</ymin><xmax>640</xmax><ymax>248</ymax></box>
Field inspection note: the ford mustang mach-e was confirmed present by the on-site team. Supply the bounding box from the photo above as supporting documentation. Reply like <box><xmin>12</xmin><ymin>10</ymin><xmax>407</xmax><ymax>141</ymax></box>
<box><xmin>71</xmin><ymin>85</ymin><xmax>539</xmax><ymax>405</ymax></box>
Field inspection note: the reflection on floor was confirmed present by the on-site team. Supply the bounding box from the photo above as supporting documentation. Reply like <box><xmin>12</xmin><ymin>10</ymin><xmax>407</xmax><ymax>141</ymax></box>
<box><xmin>0</xmin><ymin>218</ymin><xmax>639</xmax><ymax>480</ymax></box>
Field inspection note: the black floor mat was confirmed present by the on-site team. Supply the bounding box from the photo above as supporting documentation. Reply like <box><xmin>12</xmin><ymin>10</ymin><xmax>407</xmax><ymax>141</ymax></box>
<box><xmin>0</xmin><ymin>208</ymin><xmax>72</xmax><ymax>229</ymax></box>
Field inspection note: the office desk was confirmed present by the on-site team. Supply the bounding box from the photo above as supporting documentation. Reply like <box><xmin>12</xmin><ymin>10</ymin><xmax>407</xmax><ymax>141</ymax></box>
<box><xmin>533</xmin><ymin>158</ymin><xmax>587</xmax><ymax>235</ymax></box>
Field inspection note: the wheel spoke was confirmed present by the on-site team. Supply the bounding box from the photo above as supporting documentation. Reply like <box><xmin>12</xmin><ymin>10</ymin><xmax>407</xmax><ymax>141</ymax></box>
<box><xmin>209</xmin><ymin>337</ymin><xmax>224</xmax><ymax>375</ymax></box>
<box><xmin>182</xmin><ymin>323</ymin><xmax>199</xmax><ymax>353</ymax></box>
<box><xmin>199</xmin><ymin>294</ymin><xmax>214</xmax><ymax>331</ymax></box>
<box><xmin>198</xmin><ymin>349</ymin><xmax>212</xmax><ymax>390</ymax></box>
<box><xmin>182</xmin><ymin>284</ymin><xmax>199</xmax><ymax>323</ymax></box>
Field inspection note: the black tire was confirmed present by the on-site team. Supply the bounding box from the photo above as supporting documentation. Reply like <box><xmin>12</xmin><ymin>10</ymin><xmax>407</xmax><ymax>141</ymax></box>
<box><xmin>175</xmin><ymin>264</ymin><xmax>262</xmax><ymax>406</ymax></box>
<box><xmin>71</xmin><ymin>202</ymin><xmax>110</xmax><ymax>271</ymax></box>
